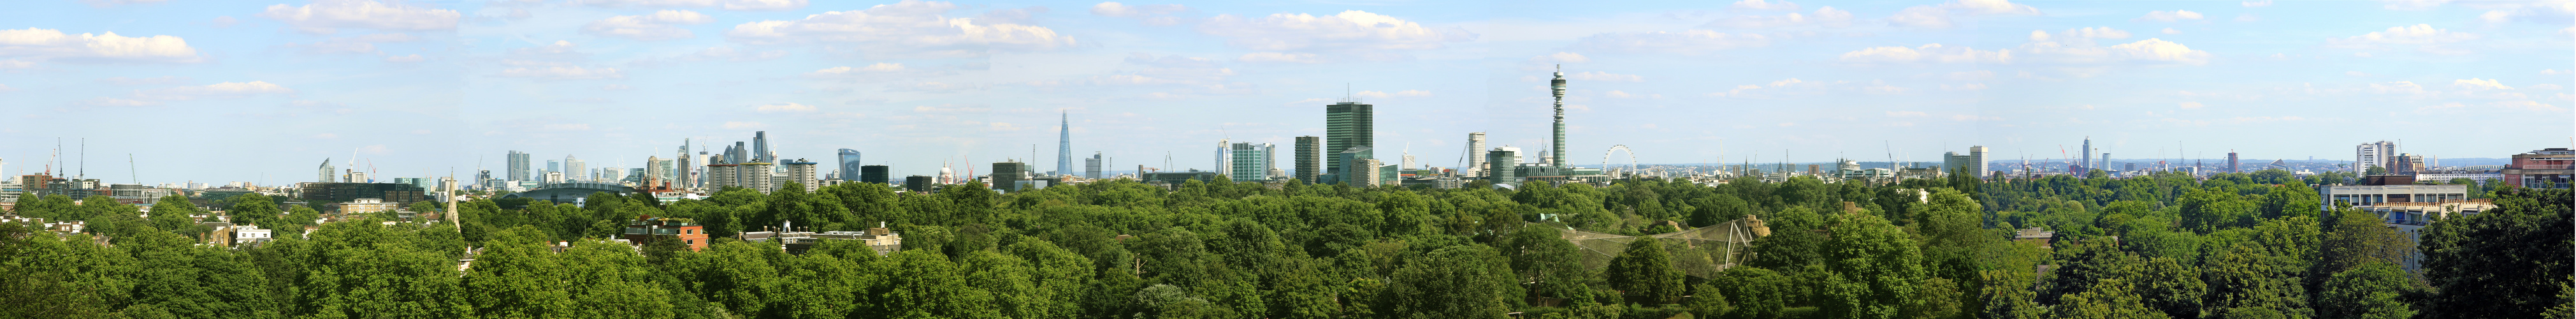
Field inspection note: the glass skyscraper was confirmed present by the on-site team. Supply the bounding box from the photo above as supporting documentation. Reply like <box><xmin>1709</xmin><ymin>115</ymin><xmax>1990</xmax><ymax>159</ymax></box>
<box><xmin>1325</xmin><ymin>101</ymin><xmax>1372</xmax><ymax>178</ymax></box>
<box><xmin>1229</xmin><ymin>142</ymin><xmax>1273</xmax><ymax>182</ymax></box>
<box><xmin>837</xmin><ymin>149</ymin><xmax>862</xmax><ymax>181</ymax></box>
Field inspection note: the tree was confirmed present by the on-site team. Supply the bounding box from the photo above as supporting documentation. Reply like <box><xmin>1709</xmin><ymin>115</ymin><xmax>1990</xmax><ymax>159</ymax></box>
<box><xmin>1384</xmin><ymin>245</ymin><xmax>1510</xmax><ymax>318</ymax></box>
<box><xmin>2315</xmin><ymin>262</ymin><xmax>2419</xmax><ymax>319</ymax></box>
<box><xmin>1818</xmin><ymin>212</ymin><xmax>1927</xmax><ymax>319</ymax></box>
<box><xmin>2417</xmin><ymin>189</ymin><xmax>2573</xmax><ymax>318</ymax></box>
<box><xmin>2048</xmin><ymin>279</ymin><xmax>2164</xmax><ymax>319</ymax></box>
<box><xmin>1688</xmin><ymin>283</ymin><xmax>1733</xmax><ymax>318</ymax></box>
<box><xmin>2201</xmin><ymin>242</ymin><xmax>2312</xmax><ymax>318</ymax></box>
<box><xmin>2314</xmin><ymin>208</ymin><xmax>2411</xmax><ymax>287</ymax></box>
<box><xmin>1714</xmin><ymin>267</ymin><xmax>1791</xmax><ymax>319</ymax></box>
<box><xmin>1605</xmin><ymin>239</ymin><xmax>1684</xmax><ymax>304</ymax></box>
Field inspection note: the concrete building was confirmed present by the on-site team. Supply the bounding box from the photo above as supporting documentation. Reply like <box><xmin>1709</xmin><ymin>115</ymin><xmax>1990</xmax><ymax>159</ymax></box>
<box><xmin>1295</xmin><ymin>136</ymin><xmax>1321</xmax><ymax>182</ymax></box>
<box><xmin>2392</xmin><ymin>153</ymin><xmax>2428</xmax><ymax>174</ymax></box>
<box><xmin>2356</xmin><ymin>140</ymin><xmax>2397</xmax><ymax>173</ymax></box>
<box><xmin>622</xmin><ymin>217</ymin><xmax>711</xmax><ymax>251</ymax></box>
<box><xmin>1326</xmin><ymin>101</ymin><xmax>1373</xmax><ymax>179</ymax></box>
<box><xmin>565</xmin><ymin>156</ymin><xmax>588</xmax><ymax>181</ymax></box>
<box><xmin>2320</xmin><ymin>184</ymin><xmax>2469</xmax><ymax>207</ymax></box>
<box><xmin>1333</xmin><ymin>147</ymin><xmax>1373</xmax><ymax>186</ymax></box>
<box><xmin>342</xmin><ymin>198</ymin><xmax>397</xmax><ymax>215</ymax></box>
<box><xmin>2361</xmin><ymin>200</ymin><xmax>2497</xmax><ymax>272</ymax></box>
<box><xmin>1085</xmin><ymin>152</ymin><xmax>1103</xmax><ymax>180</ymax></box>
<box><xmin>2504</xmin><ymin>147</ymin><xmax>2573</xmax><ymax>189</ymax></box>
<box><xmin>318</xmin><ymin>159</ymin><xmax>335</xmax><ymax>183</ymax></box>
<box><xmin>507</xmin><ymin>151</ymin><xmax>531</xmax><ymax>182</ymax></box>
<box><xmin>1229</xmin><ymin>142</ymin><xmax>1275</xmax><ymax>182</ymax></box>
<box><xmin>1466</xmin><ymin>132</ymin><xmax>1487</xmax><ymax>178</ymax></box>
<box><xmin>784</xmin><ymin>160</ymin><xmax>818</xmax><ymax>189</ymax></box>
<box><xmin>544</xmin><ymin>172</ymin><xmax>565</xmax><ymax>184</ymax></box>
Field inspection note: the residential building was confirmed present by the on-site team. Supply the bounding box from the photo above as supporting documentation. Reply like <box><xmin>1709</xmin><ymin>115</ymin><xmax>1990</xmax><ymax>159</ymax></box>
<box><xmin>2504</xmin><ymin>147</ymin><xmax>2572</xmax><ymax>189</ymax></box>
<box><xmin>342</xmin><ymin>198</ymin><xmax>398</xmax><ymax>215</ymax></box>
<box><xmin>621</xmin><ymin>217</ymin><xmax>711</xmax><ymax>251</ymax></box>
<box><xmin>2356</xmin><ymin>140</ymin><xmax>2397</xmax><ymax>173</ymax></box>
<box><xmin>2392</xmin><ymin>153</ymin><xmax>2428</xmax><ymax>174</ymax></box>
<box><xmin>508</xmin><ymin>151</ymin><xmax>531</xmax><ymax>181</ymax></box>
<box><xmin>784</xmin><ymin>160</ymin><xmax>818</xmax><ymax>189</ymax></box>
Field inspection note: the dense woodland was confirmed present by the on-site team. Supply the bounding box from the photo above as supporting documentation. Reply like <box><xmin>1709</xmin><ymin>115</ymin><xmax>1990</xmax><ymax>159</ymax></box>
<box><xmin>1</xmin><ymin>168</ymin><xmax>2567</xmax><ymax>319</ymax></box>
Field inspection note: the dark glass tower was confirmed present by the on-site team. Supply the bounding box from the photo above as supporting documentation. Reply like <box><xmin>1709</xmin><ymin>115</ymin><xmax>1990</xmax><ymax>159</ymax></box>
<box><xmin>1325</xmin><ymin>101</ymin><xmax>1372</xmax><ymax>177</ymax></box>
<box><xmin>838</xmin><ymin>149</ymin><xmax>862</xmax><ymax>181</ymax></box>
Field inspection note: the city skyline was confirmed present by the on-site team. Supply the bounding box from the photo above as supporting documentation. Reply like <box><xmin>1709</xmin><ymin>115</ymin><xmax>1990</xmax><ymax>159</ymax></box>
<box><xmin>1</xmin><ymin>0</ymin><xmax>2569</xmax><ymax>184</ymax></box>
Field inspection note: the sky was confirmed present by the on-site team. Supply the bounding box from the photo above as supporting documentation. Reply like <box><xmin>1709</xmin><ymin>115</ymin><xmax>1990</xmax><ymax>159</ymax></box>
<box><xmin>0</xmin><ymin>0</ymin><xmax>2569</xmax><ymax>185</ymax></box>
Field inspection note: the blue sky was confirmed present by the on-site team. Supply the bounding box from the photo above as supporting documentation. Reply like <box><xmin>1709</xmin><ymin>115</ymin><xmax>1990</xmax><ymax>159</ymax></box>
<box><xmin>1</xmin><ymin>0</ymin><xmax>2568</xmax><ymax>184</ymax></box>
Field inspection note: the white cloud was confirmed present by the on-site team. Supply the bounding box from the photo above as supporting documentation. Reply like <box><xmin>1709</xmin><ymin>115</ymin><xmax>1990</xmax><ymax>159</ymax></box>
<box><xmin>1888</xmin><ymin>0</ymin><xmax>2039</xmax><ymax>28</ymax></box>
<box><xmin>1531</xmin><ymin>52</ymin><xmax>1589</xmax><ymax>63</ymax></box>
<box><xmin>2474</xmin><ymin>2</ymin><xmax>2576</xmax><ymax>24</ymax></box>
<box><xmin>1572</xmin><ymin>30</ymin><xmax>1770</xmax><ymax>54</ymax></box>
<box><xmin>260</xmin><ymin>0</ymin><xmax>462</xmax><ymax>34</ymax></box>
<box><xmin>755</xmin><ymin>102</ymin><xmax>816</xmax><ymax>112</ymax></box>
<box><xmin>2382</xmin><ymin>0</ymin><xmax>2450</xmax><ymax>10</ymax></box>
<box><xmin>2029</xmin><ymin>27</ymin><xmax>2131</xmax><ymax>41</ymax></box>
<box><xmin>1197</xmin><ymin>10</ymin><xmax>1475</xmax><ymax>52</ymax></box>
<box><xmin>1732</xmin><ymin>0</ymin><xmax>1800</xmax><ymax>10</ymax></box>
<box><xmin>83</xmin><ymin>97</ymin><xmax>160</xmax><ymax>107</ymax></box>
<box><xmin>1947</xmin><ymin>70</ymin><xmax>1995</xmax><ymax>80</ymax></box>
<box><xmin>1711</xmin><ymin>78</ymin><xmax>1841</xmax><ymax>98</ymax></box>
<box><xmin>727</xmin><ymin>1</ymin><xmax>1073</xmax><ymax>57</ymax></box>
<box><xmin>1238</xmin><ymin>52</ymin><xmax>1321</xmax><ymax>63</ymax></box>
<box><xmin>807</xmin><ymin>63</ymin><xmax>906</xmax><ymax>77</ymax></box>
<box><xmin>2333</xmin><ymin>24</ymin><xmax>2479</xmax><ymax>46</ymax></box>
<box><xmin>0</xmin><ymin>28</ymin><xmax>202</xmax><ymax>63</ymax></box>
<box><xmin>0</xmin><ymin>59</ymin><xmax>30</xmax><ymax>69</ymax></box>
<box><xmin>103</xmin><ymin>76</ymin><xmax>190</xmax><ymax>85</ymax></box>
<box><xmin>568</xmin><ymin>0</ymin><xmax>808</xmax><ymax>11</ymax></box>
<box><xmin>83</xmin><ymin>0</ymin><xmax>168</xmax><ymax>7</ymax></box>
<box><xmin>1837</xmin><ymin>43</ymin><xmax>2011</xmax><ymax>64</ymax></box>
<box><xmin>1092</xmin><ymin>2</ymin><xmax>1187</xmax><ymax>17</ymax></box>
<box><xmin>2162</xmin><ymin>28</ymin><xmax>2182</xmax><ymax>34</ymax></box>
<box><xmin>2179</xmin><ymin>101</ymin><xmax>2205</xmax><ymax>109</ymax></box>
<box><xmin>2546</xmin><ymin>69</ymin><xmax>2566</xmax><ymax>75</ymax></box>
<box><xmin>582</xmin><ymin>10</ymin><xmax>714</xmax><ymax>41</ymax></box>
<box><xmin>0</xmin><ymin>84</ymin><xmax>15</xmax><ymax>92</ymax></box>
<box><xmin>2012</xmin><ymin>28</ymin><xmax>2210</xmax><ymax>65</ymax></box>
<box><xmin>1703</xmin><ymin>6</ymin><xmax>1854</xmax><ymax>28</ymax></box>
<box><xmin>2452</xmin><ymin>78</ymin><xmax>2513</xmax><ymax>91</ymax></box>
<box><xmin>143</xmin><ymin>81</ymin><xmax>296</xmax><ymax>100</ymax></box>
<box><xmin>2106</xmin><ymin>38</ymin><xmax>2211</xmax><ymax>64</ymax></box>
<box><xmin>498</xmin><ymin>66</ymin><xmax>625</xmax><ymax>80</ymax></box>
<box><xmin>721</xmin><ymin>121</ymin><xmax>765</xmax><ymax>129</ymax></box>
<box><xmin>384</xmin><ymin>54</ymin><xmax>424</xmax><ymax>62</ymax></box>
<box><xmin>2134</xmin><ymin>10</ymin><xmax>2204</xmax><ymax>22</ymax></box>
<box><xmin>2371</xmin><ymin>81</ymin><xmax>2428</xmax><ymax>95</ymax></box>
<box><xmin>2242</xmin><ymin>0</ymin><xmax>2272</xmax><ymax>7</ymax></box>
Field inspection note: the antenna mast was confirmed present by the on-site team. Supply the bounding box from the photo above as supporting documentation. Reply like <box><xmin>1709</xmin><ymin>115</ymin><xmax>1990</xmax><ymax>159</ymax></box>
<box><xmin>128</xmin><ymin>154</ymin><xmax>138</xmax><ymax>184</ymax></box>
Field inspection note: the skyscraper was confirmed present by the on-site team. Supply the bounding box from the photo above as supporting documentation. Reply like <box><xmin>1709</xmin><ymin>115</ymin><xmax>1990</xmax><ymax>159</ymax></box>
<box><xmin>860</xmin><ymin>165</ymin><xmax>889</xmax><ymax>184</ymax></box>
<box><xmin>1969</xmin><ymin>145</ymin><xmax>1990</xmax><ymax>177</ymax></box>
<box><xmin>546</xmin><ymin>160</ymin><xmax>560</xmax><ymax>175</ymax></box>
<box><xmin>1295</xmin><ymin>136</ymin><xmax>1321</xmax><ymax>182</ymax></box>
<box><xmin>317</xmin><ymin>158</ymin><xmax>334</xmax><ymax>183</ymax></box>
<box><xmin>1057</xmin><ymin>111</ymin><xmax>1073</xmax><ymax>179</ymax></box>
<box><xmin>1229</xmin><ymin>142</ymin><xmax>1274</xmax><ymax>182</ymax></box>
<box><xmin>507</xmin><ymin>151</ymin><xmax>530</xmax><ymax>181</ymax></box>
<box><xmin>1488</xmin><ymin>146</ymin><xmax>1521</xmax><ymax>184</ymax></box>
<box><xmin>1326</xmin><ymin>101</ymin><xmax>1373</xmax><ymax>177</ymax></box>
<box><xmin>1550</xmin><ymin>66</ymin><xmax>1569</xmax><ymax>168</ymax></box>
<box><xmin>753</xmin><ymin>131</ymin><xmax>774</xmax><ymax>163</ymax></box>
<box><xmin>2227</xmin><ymin>151</ymin><xmax>2240</xmax><ymax>173</ymax></box>
<box><xmin>676</xmin><ymin>140</ymin><xmax>694</xmax><ymax>189</ymax></box>
<box><xmin>565</xmin><ymin>156</ymin><xmax>587</xmax><ymax>181</ymax></box>
<box><xmin>1085</xmin><ymin>152</ymin><xmax>1103</xmax><ymax>179</ymax></box>
<box><xmin>1466</xmin><ymin>132</ymin><xmax>1487</xmax><ymax>178</ymax></box>
<box><xmin>838</xmin><ymin>149</ymin><xmax>862</xmax><ymax>181</ymax></box>
<box><xmin>2080</xmin><ymin>137</ymin><xmax>2092</xmax><ymax>172</ymax></box>
<box><xmin>992</xmin><ymin>161</ymin><xmax>1026</xmax><ymax>191</ymax></box>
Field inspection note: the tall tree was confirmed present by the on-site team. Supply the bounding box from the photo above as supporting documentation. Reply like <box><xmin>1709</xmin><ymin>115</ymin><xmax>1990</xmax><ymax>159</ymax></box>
<box><xmin>1605</xmin><ymin>239</ymin><xmax>1684</xmax><ymax>304</ymax></box>
<box><xmin>1818</xmin><ymin>212</ymin><xmax>1927</xmax><ymax>319</ymax></box>
<box><xmin>2417</xmin><ymin>189</ymin><xmax>2573</xmax><ymax>318</ymax></box>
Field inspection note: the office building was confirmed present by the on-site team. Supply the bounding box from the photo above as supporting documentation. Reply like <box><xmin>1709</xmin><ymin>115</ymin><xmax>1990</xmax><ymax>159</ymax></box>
<box><xmin>547</xmin><ymin>160</ymin><xmax>560</xmax><ymax>175</ymax></box>
<box><xmin>2356</xmin><ymin>140</ymin><xmax>2397</xmax><ymax>173</ymax></box>
<box><xmin>1487</xmin><ymin>146</ymin><xmax>1522</xmax><ymax>184</ymax></box>
<box><xmin>904</xmin><ymin>175</ymin><xmax>932</xmax><ymax>192</ymax></box>
<box><xmin>676</xmin><ymin>140</ymin><xmax>695</xmax><ymax>190</ymax></box>
<box><xmin>1294</xmin><ymin>136</ymin><xmax>1321</xmax><ymax>182</ymax></box>
<box><xmin>1466</xmin><ymin>132</ymin><xmax>1487</xmax><ymax>178</ymax></box>
<box><xmin>544</xmin><ymin>172</ymin><xmax>565</xmax><ymax>184</ymax></box>
<box><xmin>317</xmin><ymin>159</ymin><xmax>334</xmax><ymax>183</ymax></box>
<box><xmin>1229</xmin><ymin>142</ymin><xmax>1275</xmax><ymax>182</ymax></box>
<box><xmin>644</xmin><ymin>156</ymin><xmax>670</xmax><ymax>186</ymax></box>
<box><xmin>1334</xmin><ymin>147</ymin><xmax>1373</xmax><ymax>186</ymax></box>
<box><xmin>1352</xmin><ymin>159</ymin><xmax>1385</xmax><ymax>187</ymax></box>
<box><xmin>753</xmin><ymin>131</ymin><xmax>774</xmax><ymax>163</ymax></box>
<box><xmin>992</xmin><ymin>161</ymin><xmax>1027</xmax><ymax>191</ymax></box>
<box><xmin>1213</xmin><ymin>139</ymin><xmax>1231</xmax><ymax>178</ymax></box>
<box><xmin>2080</xmin><ymin>137</ymin><xmax>2092</xmax><ymax>172</ymax></box>
<box><xmin>2392</xmin><ymin>154</ymin><xmax>2428</xmax><ymax>174</ymax></box>
<box><xmin>297</xmin><ymin>182</ymin><xmax>430</xmax><ymax>214</ymax></box>
<box><xmin>860</xmin><ymin>165</ymin><xmax>889</xmax><ymax>184</ymax></box>
<box><xmin>1326</xmin><ymin>101</ymin><xmax>1373</xmax><ymax>178</ymax></box>
<box><xmin>1057</xmin><ymin>111</ymin><xmax>1074</xmax><ymax>179</ymax></box>
<box><xmin>507</xmin><ymin>151</ymin><xmax>530</xmax><ymax>181</ymax></box>
<box><xmin>565</xmin><ymin>156</ymin><xmax>588</xmax><ymax>181</ymax></box>
<box><xmin>838</xmin><ymin>149</ymin><xmax>863</xmax><ymax>182</ymax></box>
<box><xmin>1085</xmin><ymin>152</ymin><xmax>1104</xmax><ymax>179</ymax></box>
<box><xmin>2505</xmin><ymin>147</ymin><xmax>2573</xmax><ymax>189</ymax></box>
<box><xmin>2227</xmin><ymin>151</ymin><xmax>2240</xmax><ymax>173</ymax></box>
<box><xmin>599</xmin><ymin>167</ymin><xmax>625</xmax><ymax>184</ymax></box>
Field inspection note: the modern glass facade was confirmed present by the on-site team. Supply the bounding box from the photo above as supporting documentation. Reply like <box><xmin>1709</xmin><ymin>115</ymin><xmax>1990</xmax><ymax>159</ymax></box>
<box><xmin>1229</xmin><ymin>142</ymin><xmax>1273</xmax><ymax>182</ymax></box>
<box><xmin>1325</xmin><ymin>101</ymin><xmax>1372</xmax><ymax>177</ymax></box>
<box><xmin>1294</xmin><ymin>136</ymin><xmax>1320</xmax><ymax>182</ymax></box>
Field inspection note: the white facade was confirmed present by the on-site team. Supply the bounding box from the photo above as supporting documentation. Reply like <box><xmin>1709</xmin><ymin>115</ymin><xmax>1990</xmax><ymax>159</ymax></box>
<box><xmin>1229</xmin><ymin>142</ymin><xmax>1275</xmax><ymax>182</ymax></box>
<box><xmin>2355</xmin><ymin>141</ymin><xmax>2396</xmax><ymax>173</ymax></box>
<box><xmin>2319</xmin><ymin>184</ymin><xmax>2468</xmax><ymax>208</ymax></box>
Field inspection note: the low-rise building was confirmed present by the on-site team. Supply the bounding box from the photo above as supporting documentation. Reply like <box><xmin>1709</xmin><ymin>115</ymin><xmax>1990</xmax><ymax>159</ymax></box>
<box><xmin>782</xmin><ymin>226</ymin><xmax>902</xmax><ymax>256</ymax></box>
<box><xmin>2503</xmin><ymin>147</ymin><xmax>2572</xmax><ymax>189</ymax></box>
<box><xmin>342</xmin><ymin>198</ymin><xmax>398</xmax><ymax>214</ymax></box>
<box><xmin>621</xmin><ymin>217</ymin><xmax>711</xmax><ymax>251</ymax></box>
<box><xmin>2319</xmin><ymin>184</ymin><xmax>2469</xmax><ymax>207</ymax></box>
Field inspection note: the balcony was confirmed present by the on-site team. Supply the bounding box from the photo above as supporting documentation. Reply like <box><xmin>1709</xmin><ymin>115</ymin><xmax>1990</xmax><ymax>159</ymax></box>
<box><xmin>2512</xmin><ymin>164</ymin><xmax>2573</xmax><ymax>170</ymax></box>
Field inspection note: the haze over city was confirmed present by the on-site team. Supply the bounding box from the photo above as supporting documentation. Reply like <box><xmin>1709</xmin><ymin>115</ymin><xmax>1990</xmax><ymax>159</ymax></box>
<box><xmin>0</xmin><ymin>0</ymin><xmax>2568</xmax><ymax>184</ymax></box>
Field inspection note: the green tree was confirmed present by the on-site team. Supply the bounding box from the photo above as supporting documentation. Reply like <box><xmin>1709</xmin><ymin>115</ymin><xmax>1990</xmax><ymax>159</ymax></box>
<box><xmin>1818</xmin><ymin>212</ymin><xmax>1927</xmax><ymax>319</ymax></box>
<box><xmin>1383</xmin><ymin>245</ymin><xmax>1510</xmax><ymax>318</ymax></box>
<box><xmin>225</xmin><ymin>193</ymin><xmax>280</xmax><ymax>227</ymax></box>
<box><xmin>2201</xmin><ymin>242</ymin><xmax>2312</xmax><ymax>318</ymax></box>
<box><xmin>2048</xmin><ymin>279</ymin><xmax>2164</xmax><ymax>319</ymax></box>
<box><xmin>2315</xmin><ymin>262</ymin><xmax>2419</xmax><ymax>319</ymax></box>
<box><xmin>1714</xmin><ymin>267</ymin><xmax>1791</xmax><ymax>319</ymax></box>
<box><xmin>1605</xmin><ymin>239</ymin><xmax>1684</xmax><ymax>304</ymax></box>
<box><xmin>2417</xmin><ymin>189</ymin><xmax>2573</xmax><ymax>318</ymax></box>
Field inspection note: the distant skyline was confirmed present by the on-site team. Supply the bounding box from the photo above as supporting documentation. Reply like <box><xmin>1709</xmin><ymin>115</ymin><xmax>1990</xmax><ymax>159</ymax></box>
<box><xmin>1</xmin><ymin>0</ymin><xmax>2568</xmax><ymax>184</ymax></box>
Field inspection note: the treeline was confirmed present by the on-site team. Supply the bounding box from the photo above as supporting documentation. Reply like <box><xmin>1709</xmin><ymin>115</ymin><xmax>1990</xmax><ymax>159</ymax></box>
<box><xmin>0</xmin><ymin>168</ymin><xmax>2566</xmax><ymax>318</ymax></box>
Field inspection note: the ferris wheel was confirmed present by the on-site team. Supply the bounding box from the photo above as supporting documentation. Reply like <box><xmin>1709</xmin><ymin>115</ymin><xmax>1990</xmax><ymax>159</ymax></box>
<box><xmin>1603</xmin><ymin>145</ymin><xmax>1637</xmax><ymax>179</ymax></box>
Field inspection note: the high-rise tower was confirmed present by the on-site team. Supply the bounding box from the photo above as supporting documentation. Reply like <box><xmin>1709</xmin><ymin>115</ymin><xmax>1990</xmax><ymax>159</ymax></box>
<box><xmin>753</xmin><ymin>131</ymin><xmax>774</xmax><ymax>163</ymax></box>
<box><xmin>318</xmin><ymin>158</ymin><xmax>334</xmax><ymax>183</ymax></box>
<box><xmin>1295</xmin><ymin>136</ymin><xmax>1321</xmax><ymax>182</ymax></box>
<box><xmin>838</xmin><ymin>149</ymin><xmax>863</xmax><ymax>181</ymax></box>
<box><xmin>1551</xmin><ymin>66</ymin><xmax>1568</xmax><ymax>168</ymax></box>
<box><xmin>2080</xmin><ymin>137</ymin><xmax>2093</xmax><ymax>172</ymax></box>
<box><xmin>507</xmin><ymin>151</ymin><xmax>530</xmax><ymax>181</ymax></box>
<box><xmin>1466</xmin><ymin>132</ymin><xmax>1487</xmax><ymax>178</ymax></box>
<box><xmin>1326</xmin><ymin>100</ymin><xmax>1374</xmax><ymax>179</ymax></box>
<box><xmin>1057</xmin><ymin>111</ymin><xmax>1073</xmax><ymax>177</ymax></box>
<box><xmin>677</xmin><ymin>139</ymin><xmax>694</xmax><ymax>189</ymax></box>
